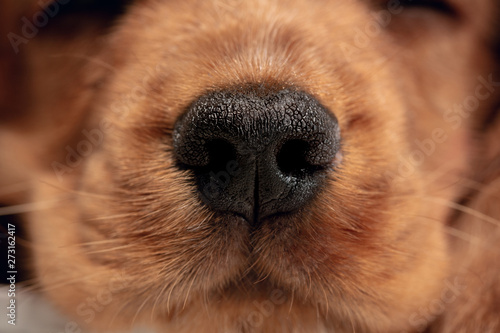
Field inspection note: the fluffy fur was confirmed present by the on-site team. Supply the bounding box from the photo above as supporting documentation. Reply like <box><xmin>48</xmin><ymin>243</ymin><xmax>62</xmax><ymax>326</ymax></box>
<box><xmin>1</xmin><ymin>0</ymin><xmax>499</xmax><ymax>332</ymax></box>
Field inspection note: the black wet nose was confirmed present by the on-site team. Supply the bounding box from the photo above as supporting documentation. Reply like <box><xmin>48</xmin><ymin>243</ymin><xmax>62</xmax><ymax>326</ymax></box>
<box><xmin>173</xmin><ymin>87</ymin><xmax>341</xmax><ymax>223</ymax></box>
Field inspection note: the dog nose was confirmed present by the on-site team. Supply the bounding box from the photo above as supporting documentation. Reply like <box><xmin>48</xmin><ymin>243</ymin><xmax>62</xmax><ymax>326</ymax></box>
<box><xmin>173</xmin><ymin>87</ymin><xmax>341</xmax><ymax>223</ymax></box>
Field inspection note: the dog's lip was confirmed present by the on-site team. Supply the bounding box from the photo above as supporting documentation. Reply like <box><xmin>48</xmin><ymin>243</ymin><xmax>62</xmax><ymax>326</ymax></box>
<box><xmin>224</xmin><ymin>206</ymin><xmax>296</xmax><ymax>226</ymax></box>
<box><xmin>212</xmin><ymin>270</ymin><xmax>286</xmax><ymax>297</ymax></box>
<box><xmin>203</xmin><ymin>209</ymin><xmax>316</xmax><ymax>290</ymax></box>
<box><xmin>225</xmin><ymin>209</ymin><xmax>297</xmax><ymax>229</ymax></box>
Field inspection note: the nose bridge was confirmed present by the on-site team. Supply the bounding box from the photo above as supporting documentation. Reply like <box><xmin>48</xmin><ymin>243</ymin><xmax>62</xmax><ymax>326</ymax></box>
<box><xmin>202</xmin><ymin>89</ymin><xmax>280</xmax><ymax>152</ymax></box>
<box><xmin>185</xmin><ymin>88</ymin><xmax>338</xmax><ymax>153</ymax></box>
<box><xmin>173</xmin><ymin>85</ymin><xmax>341</xmax><ymax>224</ymax></box>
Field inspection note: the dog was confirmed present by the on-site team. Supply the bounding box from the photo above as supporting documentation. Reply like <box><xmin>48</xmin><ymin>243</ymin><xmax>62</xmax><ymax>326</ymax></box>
<box><xmin>1</xmin><ymin>0</ymin><xmax>499</xmax><ymax>332</ymax></box>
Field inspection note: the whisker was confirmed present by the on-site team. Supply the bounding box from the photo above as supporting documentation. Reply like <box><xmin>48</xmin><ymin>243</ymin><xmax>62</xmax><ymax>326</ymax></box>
<box><xmin>182</xmin><ymin>271</ymin><xmax>197</xmax><ymax>311</ymax></box>
<box><xmin>425</xmin><ymin>197</ymin><xmax>500</xmax><ymax>228</ymax></box>
<box><xmin>313</xmin><ymin>270</ymin><xmax>329</xmax><ymax>316</ymax></box>
<box><xmin>0</xmin><ymin>181</ymin><xmax>30</xmax><ymax>198</ymax></box>
<box><xmin>64</xmin><ymin>239</ymin><xmax>129</xmax><ymax>246</ymax></box>
<box><xmin>37</xmin><ymin>178</ymin><xmax>116</xmax><ymax>200</ymax></box>
<box><xmin>151</xmin><ymin>281</ymin><xmax>170</xmax><ymax>321</ymax></box>
<box><xmin>89</xmin><ymin>213</ymin><xmax>142</xmax><ymax>221</ymax></box>
<box><xmin>75</xmin><ymin>244</ymin><xmax>138</xmax><ymax>255</ymax></box>
<box><xmin>377</xmin><ymin>208</ymin><xmax>498</xmax><ymax>249</ymax></box>
<box><xmin>166</xmin><ymin>268</ymin><xmax>187</xmax><ymax>313</ymax></box>
<box><xmin>49</xmin><ymin>53</ymin><xmax>118</xmax><ymax>72</ymax></box>
<box><xmin>442</xmin><ymin>226</ymin><xmax>485</xmax><ymax>246</ymax></box>
<box><xmin>20</xmin><ymin>271</ymin><xmax>108</xmax><ymax>294</ymax></box>
<box><xmin>131</xmin><ymin>294</ymin><xmax>152</xmax><ymax>329</ymax></box>
<box><xmin>288</xmin><ymin>286</ymin><xmax>295</xmax><ymax>315</ymax></box>
<box><xmin>0</xmin><ymin>198</ymin><xmax>66</xmax><ymax>216</ymax></box>
<box><xmin>109</xmin><ymin>298</ymin><xmax>135</xmax><ymax>331</ymax></box>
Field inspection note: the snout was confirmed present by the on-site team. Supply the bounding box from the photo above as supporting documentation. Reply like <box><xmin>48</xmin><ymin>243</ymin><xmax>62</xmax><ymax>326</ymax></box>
<box><xmin>173</xmin><ymin>86</ymin><xmax>341</xmax><ymax>224</ymax></box>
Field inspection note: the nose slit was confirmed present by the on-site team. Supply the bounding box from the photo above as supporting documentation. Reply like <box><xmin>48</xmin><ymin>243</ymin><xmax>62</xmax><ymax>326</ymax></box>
<box><xmin>173</xmin><ymin>86</ymin><xmax>341</xmax><ymax>223</ymax></box>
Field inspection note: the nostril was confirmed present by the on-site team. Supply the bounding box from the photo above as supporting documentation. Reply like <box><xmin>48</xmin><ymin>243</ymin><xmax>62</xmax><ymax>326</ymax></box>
<box><xmin>204</xmin><ymin>139</ymin><xmax>237</xmax><ymax>172</ymax></box>
<box><xmin>277</xmin><ymin>139</ymin><xmax>315</xmax><ymax>176</ymax></box>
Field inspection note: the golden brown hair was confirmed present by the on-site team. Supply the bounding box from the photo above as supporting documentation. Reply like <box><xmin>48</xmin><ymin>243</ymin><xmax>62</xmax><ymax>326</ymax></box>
<box><xmin>1</xmin><ymin>0</ymin><xmax>499</xmax><ymax>332</ymax></box>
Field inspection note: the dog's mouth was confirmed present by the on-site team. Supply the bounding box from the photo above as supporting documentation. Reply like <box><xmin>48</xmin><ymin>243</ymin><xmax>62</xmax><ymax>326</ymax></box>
<box><xmin>188</xmin><ymin>204</ymin><xmax>344</xmax><ymax>302</ymax></box>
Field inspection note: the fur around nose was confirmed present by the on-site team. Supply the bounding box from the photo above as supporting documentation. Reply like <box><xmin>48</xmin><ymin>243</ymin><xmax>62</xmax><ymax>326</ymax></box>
<box><xmin>173</xmin><ymin>86</ymin><xmax>341</xmax><ymax>223</ymax></box>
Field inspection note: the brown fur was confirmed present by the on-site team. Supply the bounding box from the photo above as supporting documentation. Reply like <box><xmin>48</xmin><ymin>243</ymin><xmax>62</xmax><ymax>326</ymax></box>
<box><xmin>1</xmin><ymin>0</ymin><xmax>499</xmax><ymax>332</ymax></box>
